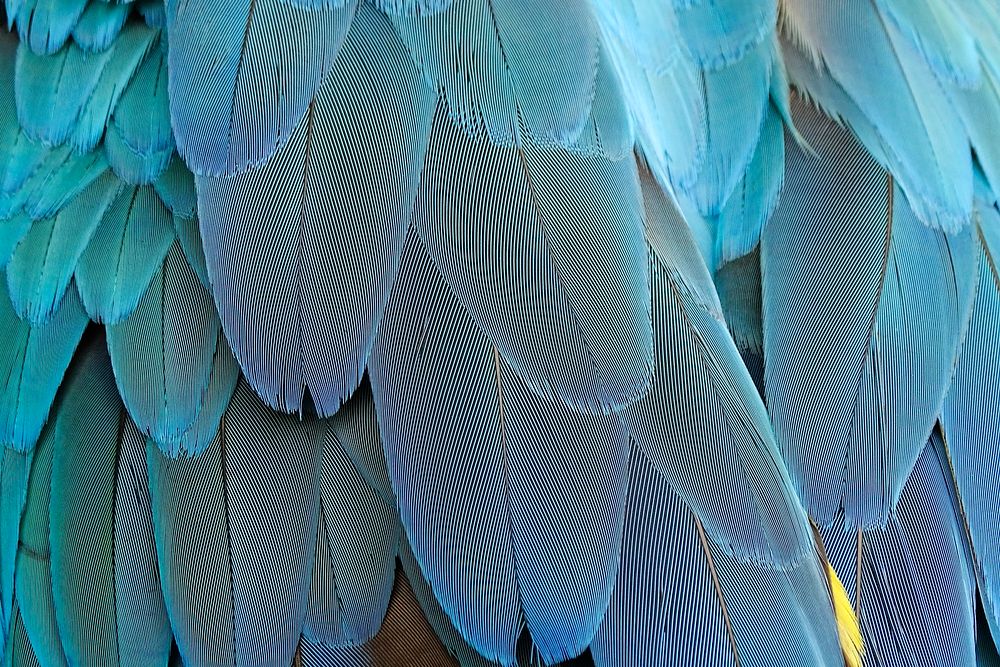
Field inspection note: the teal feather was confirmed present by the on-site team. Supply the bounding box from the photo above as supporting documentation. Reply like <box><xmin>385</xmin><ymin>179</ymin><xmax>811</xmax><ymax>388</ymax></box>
<box><xmin>76</xmin><ymin>185</ymin><xmax>175</xmax><ymax>324</ymax></box>
<box><xmin>71</xmin><ymin>0</ymin><xmax>131</xmax><ymax>53</ymax></box>
<box><xmin>6</xmin><ymin>171</ymin><xmax>119</xmax><ymax>324</ymax></box>
<box><xmin>48</xmin><ymin>337</ymin><xmax>173</xmax><ymax>667</ymax></box>
<box><xmin>171</xmin><ymin>213</ymin><xmax>209</xmax><ymax>291</ymax></box>
<box><xmin>0</xmin><ymin>447</ymin><xmax>30</xmax><ymax>642</ymax></box>
<box><xmin>14</xmin><ymin>421</ymin><xmax>66</xmax><ymax>666</ymax></box>
<box><xmin>107</xmin><ymin>44</ymin><xmax>174</xmax><ymax>181</ymax></box>
<box><xmin>0</xmin><ymin>271</ymin><xmax>87</xmax><ymax>452</ymax></box>
<box><xmin>0</xmin><ymin>216</ymin><xmax>30</xmax><ymax>269</ymax></box>
<box><xmin>152</xmin><ymin>156</ymin><xmax>196</xmax><ymax>218</ymax></box>
<box><xmin>11</xmin><ymin>0</ymin><xmax>88</xmax><ymax>56</ymax></box>
<box><xmin>107</xmin><ymin>242</ymin><xmax>237</xmax><ymax>455</ymax></box>
<box><xmin>1</xmin><ymin>145</ymin><xmax>110</xmax><ymax>222</ymax></box>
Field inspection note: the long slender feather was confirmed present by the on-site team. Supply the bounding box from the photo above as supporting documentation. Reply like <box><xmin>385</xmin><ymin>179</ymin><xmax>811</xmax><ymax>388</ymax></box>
<box><xmin>198</xmin><ymin>1</ymin><xmax>434</xmax><ymax>416</ymax></box>
<box><xmin>369</xmin><ymin>230</ymin><xmax>628</xmax><ymax>665</ymax></box>
<box><xmin>166</xmin><ymin>0</ymin><xmax>357</xmax><ymax>176</ymax></box>
<box><xmin>819</xmin><ymin>435</ymin><xmax>976</xmax><ymax>666</ymax></box>
<box><xmin>942</xmin><ymin>199</ymin><xmax>1000</xmax><ymax>642</ymax></box>
<box><xmin>762</xmin><ymin>96</ymin><xmax>977</xmax><ymax>527</ymax></box>
<box><xmin>0</xmin><ymin>272</ymin><xmax>87</xmax><ymax>452</ymax></box>
<box><xmin>147</xmin><ymin>379</ymin><xmax>322</xmax><ymax>667</ymax></box>
<box><xmin>0</xmin><ymin>447</ymin><xmax>29</xmax><ymax>643</ymax></box>
<box><xmin>48</xmin><ymin>337</ymin><xmax>173</xmax><ymax>666</ymax></box>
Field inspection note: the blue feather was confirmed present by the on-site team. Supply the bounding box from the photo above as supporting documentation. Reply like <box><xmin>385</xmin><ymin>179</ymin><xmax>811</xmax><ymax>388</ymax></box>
<box><xmin>75</xmin><ymin>185</ymin><xmax>175</xmax><ymax>324</ymax></box>
<box><xmin>107</xmin><ymin>242</ymin><xmax>238</xmax><ymax>456</ymax></box>
<box><xmin>592</xmin><ymin>445</ymin><xmax>842</xmax><ymax>667</ymax></box>
<box><xmin>0</xmin><ymin>447</ymin><xmax>30</xmax><ymax>644</ymax></box>
<box><xmin>9</xmin><ymin>0</ymin><xmax>88</xmax><ymax>56</ymax></box>
<box><xmin>942</xmin><ymin>198</ymin><xmax>1000</xmax><ymax>643</ymax></box>
<box><xmin>413</xmin><ymin>100</ymin><xmax>651</xmax><ymax>413</ymax></box>
<box><xmin>762</xmin><ymin>96</ymin><xmax>977</xmax><ymax>527</ymax></box>
<box><xmin>146</xmin><ymin>379</ymin><xmax>322</xmax><ymax>667</ymax></box>
<box><xmin>198</xmin><ymin>1</ymin><xmax>434</xmax><ymax>416</ymax></box>
<box><xmin>71</xmin><ymin>0</ymin><xmax>131</xmax><ymax>53</ymax></box>
<box><xmin>166</xmin><ymin>0</ymin><xmax>357</xmax><ymax>176</ymax></box>
<box><xmin>0</xmin><ymin>271</ymin><xmax>87</xmax><ymax>452</ymax></box>
<box><xmin>48</xmin><ymin>337</ymin><xmax>173</xmax><ymax>666</ymax></box>
<box><xmin>6</xmin><ymin>170</ymin><xmax>119</xmax><ymax>324</ymax></box>
<box><xmin>389</xmin><ymin>0</ymin><xmax>601</xmax><ymax>148</ymax></box>
<box><xmin>369</xmin><ymin>230</ymin><xmax>628</xmax><ymax>665</ymax></box>
<box><xmin>819</xmin><ymin>434</ymin><xmax>976</xmax><ymax>666</ymax></box>
<box><xmin>13</xmin><ymin>423</ymin><xmax>66</xmax><ymax>666</ymax></box>
<box><xmin>304</xmin><ymin>382</ymin><xmax>399</xmax><ymax>647</ymax></box>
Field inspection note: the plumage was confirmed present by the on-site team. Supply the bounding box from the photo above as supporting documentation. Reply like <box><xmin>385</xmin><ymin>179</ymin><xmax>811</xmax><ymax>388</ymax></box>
<box><xmin>369</xmin><ymin>231</ymin><xmax>628</xmax><ymax>665</ymax></box>
<box><xmin>2</xmin><ymin>1</ymin><xmax>999</xmax><ymax>665</ymax></box>
<box><xmin>762</xmin><ymin>95</ymin><xmax>977</xmax><ymax>527</ymax></box>
<box><xmin>198</xmin><ymin>2</ymin><xmax>434</xmax><ymax>415</ymax></box>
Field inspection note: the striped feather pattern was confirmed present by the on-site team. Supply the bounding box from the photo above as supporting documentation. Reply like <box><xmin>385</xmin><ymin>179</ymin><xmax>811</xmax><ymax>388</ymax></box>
<box><xmin>108</xmin><ymin>43</ymin><xmax>173</xmax><ymax>176</ymax></box>
<box><xmin>14</xmin><ymin>23</ymin><xmax>156</xmax><ymax>152</ymax></box>
<box><xmin>0</xmin><ymin>447</ymin><xmax>29</xmax><ymax>642</ymax></box>
<box><xmin>819</xmin><ymin>435</ymin><xmax>976</xmax><ymax>667</ymax></box>
<box><xmin>6</xmin><ymin>0</ymin><xmax>87</xmax><ymax>55</ymax></box>
<box><xmin>71</xmin><ymin>1</ymin><xmax>131</xmax><ymax>53</ymax></box>
<box><xmin>107</xmin><ymin>242</ymin><xmax>238</xmax><ymax>456</ymax></box>
<box><xmin>413</xmin><ymin>101</ymin><xmax>651</xmax><ymax>413</ymax></box>
<box><xmin>6</xmin><ymin>170</ymin><xmax>119</xmax><ymax>324</ymax></box>
<box><xmin>369</xmin><ymin>231</ymin><xmax>628</xmax><ymax>666</ymax></box>
<box><xmin>780</xmin><ymin>0</ymin><xmax>974</xmax><ymax>230</ymax></box>
<box><xmin>198</xmin><ymin>2</ymin><xmax>434</xmax><ymax>416</ymax></box>
<box><xmin>305</xmin><ymin>382</ymin><xmax>399</xmax><ymax>647</ymax></box>
<box><xmin>75</xmin><ymin>185</ymin><xmax>175</xmax><ymax>324</ymax></box>
<box><xmin>48</xmin><ymin>337</ymin><xmax>173</xmax><ymax>666</ymax></box>
<box><xmin>591</xmin><ymin>444</ymin><xmax>842</xmax><ymax>667</ymax></box>
<box><xmin>389</xmin><ymin>0</ymin><xmax>599</xmax><ymax>148</ymax></box>
<box><xmin>0</xmin><ymin>141</ymin><xmax>110</xmax><ymax>222</ymax></box>
<box><xmin>0</xmin><ymin>272</ymin><xmax>87</xmax><ymax>452</ymax></box>
<box><xmin>146</xmin><ymin>379</ymin><xmax>322</xmax><ymax>667</ymax></box>
<box><xmin>14</xmin><ymin>419</ymin><xmax>66</xmax><ymax>666</ymax></box>
<box><xmin>628</xmin><ymin>170</ymin><xmax>810</xmax><ymax>565</ymax></box>
<box><xmin>166</xmin><ymin>0</ymin><xmax>357</xmax><ymax>176</ymax></box>
<box><xmin>4</xmin><ymin>600</ymin><xmax>41</xmax><ymax>667</ymax></box>
<box><xmin>942</xmin><ymin>201</ymin><xmax>1000</xmax><ymax>641</ymax></box>
<box><xmin>762</xmin><ymin>96</ymin><xmax>978</xmax><ymax>527</ymax></box>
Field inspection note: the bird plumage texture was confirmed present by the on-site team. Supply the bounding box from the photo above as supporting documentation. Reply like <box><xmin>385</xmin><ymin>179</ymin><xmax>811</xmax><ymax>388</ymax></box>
<box><xmin>0</xmin><ymin>0</ymin><xmax>998</xmax><ymax>666</ymax></box>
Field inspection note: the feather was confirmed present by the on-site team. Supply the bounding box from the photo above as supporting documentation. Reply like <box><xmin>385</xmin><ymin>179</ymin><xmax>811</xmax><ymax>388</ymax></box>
<box><xmin>107</xmin><ymin>242</ymin><xmax>238</xmax><ymax>456</ymax></box>
<box><xmin>627</xmin><ymin>167</ymin><xmax>810</xmax><ymax>564</ymax></box>
<box><xmin>6</xmin><ymin>170</ymin><xmax>119</xmax><ymax>324</ymax></box>
<box><xmin>714</xmin><ymin>248</ymin><xmax>763</xmax><ymax>358</ymax></box>
<box><xmin>13</xmin><ymin>419</ymin><xmax>66</xmax><ymax>667</ymax></box>
<box><xmin>0</xmin><ymin>144</ymin><xmax>110</xmax><ymax>222</ymax></box>
<box><xmin>368</xmin><ymin>231</ymin><xmax>628</xmax><ymax>665</ymax></box>
<box><xmin>389</xmin><ymin>0</ymin><xmax>600</xmax><ymax>148</ymax></box>
<box><xmin>9</xmin><ymin>0</ymin><xmax>88</xmax><ymax>55</ymax></box>
<box><xmin>942</xmin><ymin>199</ymin><xmax>1000</xmax><ymax>641</ymax></box>
<box><xmin>152</xmin><ymin>156</ymin><xmax>196</xmax><ymax>219</ymax></box>
<box><xmin>14</xmin><ymin>24</ymin><xmax>157</xmax><ymax>150</ymax></box>
<box><xmin>198</xmin><ymin>1</ymin><xmax>434</xmax><ymax>415</ymax></box>
<box><xmin>0</xmin><ymin>447</ymin><xmax>30</xmax><ymax>641</ymax></box>
<box><xmin>780</xmin><ymin>0</ymin><xmax>973</xmax><ymax>230</ymax></box>
<box><xmin>762</xmin><ymin>95</ymin><xmax>977</xmax><ymax>527</ymax></box>
<box><xmin>398</xmin><ymin>539</ymin><xmax>498</xmax><ymax>667</ymax></box>
<box><xmin>674</xmin><ymin>0</ymin><xmax>774</xmax><ymax>69</ymax></box>
<box><xmin>146</xmin><ymin>379</ymin><xmax>322</xmax><ymax>667</ymax></box>
<box><xmin>0</xmin><ymin>272</ymin><xmax>87</xmax><ymax>452</ymax></box>
<box><xmin>304</xmin><ymin>382</ymin><xmax>399</xmax><ymax>647</ymax></box>
<box><xmin>105</xmin><ymin>44</ymin><xmax>175</xmax><ymax>184</ymax></box>
<box><xmin>819</xmin><ymin>435</ymin><xmax>976</xmax><ymax>666</ymax></box>
<box><xmin>712</xmin><ymin>104</ymin><xmax>783</xmax><ymax>268</ymax></box>
<box><xmin>48</xmin><ymin>336</ymin><xmax>173</xmax><ymax>666</ymax></box>
<box><xmin>171</xmin><ymin>212</ymin><xmax>209</xmax><ymax>291</ymax></box>
<box><xmin>75</xmin><ymin>185</ymin><xmax>175</xmax><ymax>324</ymax></box>
<box><xmin>71</xmin><ymin>0</ymin><xmax>131</xmax><ymax>53</ymax></box>
<box><xmin>0</xmin><ymin>216</ymin><xmax>30</xmax><ymax>269</ymax></box>
<box><xmin>166</xmin><ymin>0</ymin><xmax>357</xmax><ymax>176</ymax></box>
<box><xmin>413</xmin><ymin>101</ymin><xmax>651</xmax><ymax>413</ymax></box>
<box><xmin>591</xmin><ymin>445</ymin><xmax>843</xmax><ymax>667</ymax></box>
<box><xmin>372</xmin><ymin>0</ymin><xmax>451</xmax><ymax>15</ymax></box>
<box><xmin>4</xmin><ymin>601</ymin><xmax>41</xmax><ymax>667</ymax></box>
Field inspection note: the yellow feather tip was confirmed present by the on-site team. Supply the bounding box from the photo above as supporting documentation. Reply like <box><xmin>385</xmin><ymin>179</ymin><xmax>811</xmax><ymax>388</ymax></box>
<box><xmin>825</xmin><ymin>561</ymin><xmax>863</xmax><ymax>667</ymax></box>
